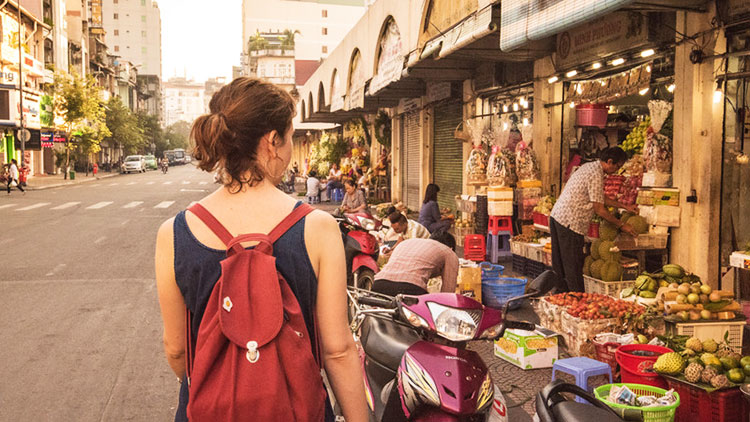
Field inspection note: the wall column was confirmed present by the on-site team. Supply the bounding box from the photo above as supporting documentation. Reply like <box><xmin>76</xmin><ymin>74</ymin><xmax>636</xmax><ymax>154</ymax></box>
<box><xmin>533</xmin><ymin>57</ymin><xmax>563</xmax><ymax>195</ymax></box>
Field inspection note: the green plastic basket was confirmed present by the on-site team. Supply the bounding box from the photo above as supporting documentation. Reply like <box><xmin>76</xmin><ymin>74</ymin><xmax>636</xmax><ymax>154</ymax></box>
<box><xmin>594</xmin><ymin>383</ymin><xmax>680</xmax><ymax>422</ymax></box>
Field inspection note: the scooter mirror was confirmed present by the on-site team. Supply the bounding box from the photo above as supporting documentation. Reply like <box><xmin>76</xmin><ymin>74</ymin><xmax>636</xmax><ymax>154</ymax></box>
<box><xmin>527</xmin><ymin>270</ymin><xmax>558</xmax><ymax>297</ymax></box>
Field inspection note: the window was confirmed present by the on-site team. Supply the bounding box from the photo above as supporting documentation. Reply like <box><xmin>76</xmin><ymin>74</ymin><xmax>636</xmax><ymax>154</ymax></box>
<box><xmin>322</xmin><ymin>9</ymin><xmax>327</xmax><ymax>18</ymax></box>
<box><xmin>322</xmin><ymin>45</ymin><xmax>328</xmax><ymax>54</ymax></box>
<box><xmin>114</xmin><ymin>45</ymin><xmax>119</xmax><ymax>52</ymax></box>
<box><xmin>113</xmin><ymin>13</ymin><xmax>118</xmax><ymax>19</ymax></box>
<box><xmin>141</xmin><ymin>30</ymin><xmax>146</xmax><ymax>37</ymax></box>
<box><xmin>114</xmin><ymin>29</ymin><xmax>119</xmax><ymax>36</ymax></box>
<box><xmin>322</xmin><ymin>27</ymin><xmax>328</xmax><ymax>35</ymax></box>
<box><xmin>141</xmin><ymin>15</ymin><xmax>146</xmax><ymax>23</ymax></box>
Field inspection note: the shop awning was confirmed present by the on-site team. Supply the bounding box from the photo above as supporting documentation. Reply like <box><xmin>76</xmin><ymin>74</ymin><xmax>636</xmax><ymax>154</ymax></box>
<box><xmin>500</xmin><ymin>0</ymin><xmax>635</xmax><ymax>52</ymax></box>
<box><xmin>420</xmin><ymin>4</ymin><xmax>497</xmax><ymax>62</ymax></box>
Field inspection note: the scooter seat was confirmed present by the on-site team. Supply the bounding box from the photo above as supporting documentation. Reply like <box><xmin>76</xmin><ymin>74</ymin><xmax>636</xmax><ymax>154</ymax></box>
<box><xmin>552</xmin><ymin>401</ymin><xmax>624</xmax><ymax>422</ymax></box>
<box><xmin>360</xmin><ymin>316</ymin><xmax>421</xmax><ymax>371</ymax></box>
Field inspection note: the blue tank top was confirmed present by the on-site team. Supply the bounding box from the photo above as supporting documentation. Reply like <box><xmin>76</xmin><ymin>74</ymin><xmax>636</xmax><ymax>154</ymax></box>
<box><xmin>171</xmin><ymin>201</ymin><xmax>333</xmax><ymax>421</ymax></box>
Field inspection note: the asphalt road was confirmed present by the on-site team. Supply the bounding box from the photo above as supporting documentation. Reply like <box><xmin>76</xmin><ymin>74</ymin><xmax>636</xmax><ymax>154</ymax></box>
<box><xmin>0</xmin><ymin>165</ymin><xmax>214</xmax><ymax>421</ymax></box>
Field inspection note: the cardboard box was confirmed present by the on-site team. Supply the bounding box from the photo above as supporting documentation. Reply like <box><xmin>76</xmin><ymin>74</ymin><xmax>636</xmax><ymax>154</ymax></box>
<box><xmin>494</xmin><ymin>325</ymin><xmax>560</xmax><ymax>369</ymax></box>
<box><xmin>730</xmin><ymin>252</ymin><xmax>750</xmax><ymax>269</ymax></box>
<box><xmin>653</xmin><ymin>188</ymin><xmax>680</xmax><ymax>206</ymax></box>
<box><xmin>456</xmin><ymin>266</ymin><xmax>482</xmax><ymax>302</ymax></box>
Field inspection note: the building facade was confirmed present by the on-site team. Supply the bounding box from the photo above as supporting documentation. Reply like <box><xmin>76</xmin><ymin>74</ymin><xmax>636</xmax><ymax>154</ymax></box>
<box><xmin>163</xmin><ymin>77</ymin><xmax>205</xmax><ymax>127</ymax></box>
<box><xmin>99</xmin><ymin>0</ymin><xmax>161</xmax><ymax>78</ymax></box>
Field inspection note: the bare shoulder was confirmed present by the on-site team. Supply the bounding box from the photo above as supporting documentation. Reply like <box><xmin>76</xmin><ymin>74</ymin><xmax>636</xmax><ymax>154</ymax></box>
<box><xmin>156</xmin><ymin>217</ymin><xmax>176</xmax><ymax>245</ymax></box>
<box><xmin>304</xmin><ymin>208</ymin><xmax>338</xmax><ymax>233</ymax></box>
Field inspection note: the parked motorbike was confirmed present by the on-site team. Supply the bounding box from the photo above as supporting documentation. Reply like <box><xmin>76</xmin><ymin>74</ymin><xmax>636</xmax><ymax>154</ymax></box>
<box><xmin>535</xmin><ymin>379</ymin><xmax>632</xmax><ymax>422</ymax></box>
<box><xmin>343</xmin><ymin>271</ymin><xmax>557</xmax><ymax>421</ymax></box>
<box><xmin>337</xmin><ymin>212</ymin><xmax>381</xmax><ymax>290</ymax></box>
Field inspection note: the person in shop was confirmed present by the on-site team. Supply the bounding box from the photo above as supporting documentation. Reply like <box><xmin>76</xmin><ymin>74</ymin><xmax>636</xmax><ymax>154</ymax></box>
<box><xmin>325</xmin><ymin>163</ymin><xmax>344</xmax><ymax>202</ymax></box>
<box><xmin>6</xmin><ymin>159</ymin><xmax>25</xmax><ymax>195</ymax></box>
<box><xmin>418</xmin><ymin>184</ymin><xmax>453</xmax><ymax>233</ymax></box>
<box><xmin>305</xmin><ymin>170</ymin><xmax>321</xmax><ymax>203</ymax></box>
<box><xmin>339</xmin><ymin>179</ymin><xmax>367</xmax><ymax>215</ymax></box>
<box><xmin>382</xmin><ymin>208</ymin><xmax>431</xmax><ymax>249</ymax></box>
<box><xmin>549</xmin><ymin>146</ymin><xmax>638</xmax><ymax>293</ymax></box>
<box><xmin>371</xmin><ymin>232</ymin><xmax>459</xmax><ymax>296</ymax></box>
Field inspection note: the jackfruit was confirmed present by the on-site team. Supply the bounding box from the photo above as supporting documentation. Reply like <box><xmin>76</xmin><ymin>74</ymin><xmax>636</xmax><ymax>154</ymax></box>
<box><xmin>591</xmin><ymin>239</ymin><xmax>602</xmax><ymax>260</ymax></box>
<box><xmin>599</xmin><ymin>240</ymin><xmax>617</xmax><ymax>262</ymax></box>
<box><xmin>590</xmin><ymin>259</ymin><xmax>605</xmax><ymax>280</ymax></box>
<box><xmin>627</xmin><ymin>215</ymin><xmax>649</xmax><ymax>235</ymax></box>
<box><xmin>583</xmin><ymin>256</ymin><xmax>594</xmax><ymax>276</ymax></box>
<box><xmin>599</xmin><ymin>221</ymin><xmax>618</xmax><ymax>241</ymax></box>
<box><xmin>653</xmin><ymin>352</ymin><xmax>685</xmax><ymax>375</ymax></box>
<box><xmin>601</xmin><ymin>261</ymin><xmax>623</xmax><ymax>282</ymax></box>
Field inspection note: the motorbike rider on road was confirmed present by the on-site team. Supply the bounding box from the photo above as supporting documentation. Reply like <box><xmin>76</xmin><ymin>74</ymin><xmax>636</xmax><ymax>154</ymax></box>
<box><xmin>371</xmin><ymin>231</ymin><xmax>458</xmax><ymax>296</ymax></box>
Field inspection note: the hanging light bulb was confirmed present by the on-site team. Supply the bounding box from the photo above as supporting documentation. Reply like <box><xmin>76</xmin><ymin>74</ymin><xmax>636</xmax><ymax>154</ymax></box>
<box><xmin>548</xmin><ymin>75</ymin><xmax>559</xmax><ymax>83</ymax></box>
<box><xmin>611</xmin><ymin>58</ymin><xmax>625</xmax><ymax>66</ymax></box>
<box><xmin>565</xmin><ymin>70</ymin><xmax>578</xmax><ymax>78</ymax></box>
<box><xmin>502</xmin><ymin>104</ymin><xmax>508</xmax><ymax>113</ymax></box>
<box><xmin>714</xmin><ymin>81</ymin><xmax>723</xmax><ymax>104</ymax></box>
<box><xmin>503</xmin><ymin>122</ymin><xmax>509</xmax><ymax>131</ymax></box>
<box><xmin>640</xmin><ymin>48</ymin><xmax>655</xmax><ymax>58</ymax></box>
<box><xmin>576</xmin><ymin>84</ymin><xmax>583</xmax><ymax>95</ymax></box>
<box><xmin>513</xmin><ymin>103</ymin><xmax>519</xmax><ymax>111</ymax></box>
<box><xmin>646</xmin><ymin>65</ymin><xmax>652</xmax><ymax>73</ymax></box>
<box><xmin>639</xmin><ymin>87</ymin><xmax>649</xmax><ymax>96</ymax></box>
<box><xmin>522</xmin><ymin>117</ymin><xmax>529</xmax><ymax>126</ymax></box>
<box><xmin>591</xmin><ymin>62</ymin><xmax>602</xmax><ymax>70</ymax></box>
<box><xmin>569</xmin><ymin>102</ymin><xmax>576</xmax><ymax>109</ymax></box>
<box><xmin>667</xmin><ymin>84</ymin><xmax>675</xmax><ymax>93</ymax></box>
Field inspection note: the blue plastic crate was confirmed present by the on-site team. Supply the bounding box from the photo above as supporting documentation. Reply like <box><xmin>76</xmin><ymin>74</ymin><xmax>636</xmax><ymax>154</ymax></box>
<box><xmin>479</xmin><ymin>262</ymin><xmax>505</xmax><ymax>279</ymax></box>
<box><xmin>482</xmin><ymin>276</ymin><xmax>527</xmax><ymax>310</ymax></box>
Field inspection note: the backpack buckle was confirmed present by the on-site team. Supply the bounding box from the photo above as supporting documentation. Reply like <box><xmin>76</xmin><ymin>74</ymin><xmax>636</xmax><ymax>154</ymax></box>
<box><xmin>246</xmin><ymin>341</ymin><xmax>259</xmax><ymax>363</ymax></box>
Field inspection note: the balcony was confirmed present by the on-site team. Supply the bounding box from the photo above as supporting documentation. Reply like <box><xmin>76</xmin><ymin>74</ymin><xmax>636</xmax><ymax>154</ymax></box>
<box><xmin>249</xmin><ymin>48</ymin><xmax>294</xmax><ymax>58</ymax></box>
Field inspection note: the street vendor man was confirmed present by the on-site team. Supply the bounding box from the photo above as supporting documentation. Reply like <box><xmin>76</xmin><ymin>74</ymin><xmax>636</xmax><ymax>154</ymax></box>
<box><xmin>549</xmin><ymin>147</ymin><xmax>638</xmax><ymax>292</ymax></box>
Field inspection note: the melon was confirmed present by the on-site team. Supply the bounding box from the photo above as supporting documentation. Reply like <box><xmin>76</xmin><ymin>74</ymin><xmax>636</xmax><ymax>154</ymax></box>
<box><xmin>599</xmin><ymin>221</ymin><xmax>618</xmax><ymax>241</ymax></box>
<box><xmin>583</xmin><ymin>256</ymin><xmax>594</xmax><ymax>276</ymax></box>
<box><xmin>590</xmin><ymin>259</ymin><xmax>606</xmax><ymax>280</ymax></box>
<box><xmin>598</xmin><ymin>240</ymin><xmax>617</xmax><ymax>262</ymax></box>
<box><xmin>591</xmin><ymin>239</ymin><xmax>602</xmax><ymax>260</ymax></box>
<box><xmin>601</xmin><ymin>261</ymin><xmax>623</xmax><ymax>282</ymax></box>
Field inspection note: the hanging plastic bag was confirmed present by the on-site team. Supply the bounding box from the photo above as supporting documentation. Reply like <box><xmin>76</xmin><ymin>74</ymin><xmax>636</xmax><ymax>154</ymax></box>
<box><xmin>487</xmin><ymin>145</ymin><xmax>510</xmax><ymax>187</ymax></box>
<box><xmin>515</xmin><ymin>141</ymin><xmax>540</xmax><ymax>181</ymax></box>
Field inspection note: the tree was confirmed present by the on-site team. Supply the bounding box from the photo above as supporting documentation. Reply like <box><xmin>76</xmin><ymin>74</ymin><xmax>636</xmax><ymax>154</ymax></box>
<box><xmin>164</xmin><ymin>121</ymin><xmax>191</xmax><ymax>151</ymax></box>
<box><xmin>105</xmin><ymin>96</ymin><xmax>144</xmax><ymax>154</ymax></box>
<box><xmin>248</xmin><ymin>31</ymin><xmax>269</xmax><ymax>52</ymax></box>
<box><xmin>137</xmin><ymin>110</ymin><xmax>164</xmax><ymax>156</ymax></box>
<box><xmin>280</xmin><ymin>29</ymin><xmax>300</xmax><ymax>50</ymax></box>
<box><xmin>51</xmin><ymin>71</ymin><xmax>109</xmax><ymax>175</ymax></box>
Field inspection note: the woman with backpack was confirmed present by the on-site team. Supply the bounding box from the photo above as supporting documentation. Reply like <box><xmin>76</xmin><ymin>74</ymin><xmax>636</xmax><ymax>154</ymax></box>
<box><xmin>155</xmin><ymin>77</ymin><xmax>367</xmax><ymax>422</ymax></box>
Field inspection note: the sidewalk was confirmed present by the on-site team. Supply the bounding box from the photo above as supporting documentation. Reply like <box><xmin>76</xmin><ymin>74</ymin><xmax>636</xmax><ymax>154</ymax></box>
<box><xmin>24</xmin><ymin>171</ymin><xmax>119</xmax><ymax>191</ymax></box>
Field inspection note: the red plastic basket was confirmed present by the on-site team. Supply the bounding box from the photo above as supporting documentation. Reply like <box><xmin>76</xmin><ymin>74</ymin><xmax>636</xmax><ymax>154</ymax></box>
<box><xmin>532</xmin><ymin>212</ymin><xmax>549</xmax><ymax>228</ymax></box>
<box><xmin>593</xmin><ymin>341</ymin><xmax>620</xmax><ymax>375</ymax></box>
<box><xmin>666</xmin><ymin>377</ymin><xmax>748</xmax><ymax>422</ymax></box>
<box><xmin>576</xmin><ymin>103</ymin><xmax>609</xmax><ymax>128</ymax></box>
<box><xmin>464</xmin><ymin>234</ymin><xmax>486</xmax><ymax>262</ymax></box>
<box><xmin>615</xmin><ymin>344</ymin><xmax>672</xmax><ymax>390</ymax></box>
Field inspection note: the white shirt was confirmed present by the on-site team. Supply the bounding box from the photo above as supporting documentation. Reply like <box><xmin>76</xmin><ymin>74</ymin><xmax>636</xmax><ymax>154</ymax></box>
<box><xmin>550</xmin><ymin>161</ymin><xmax>605</xmax><ymax>235</ymax></box>
<box><xmin>383</xmin><ymin>219</ymin><xmax>431</xmax><ymax>242</ymax></box>
<box><xmin>306</xmin><ymin>177</ymin><xmax>320</xmax><ymax>196</ymax></box>
<box><xmin>9</xmin><ymin>163</ymin><xmax>19</xmax><ymax>179</ymax></box>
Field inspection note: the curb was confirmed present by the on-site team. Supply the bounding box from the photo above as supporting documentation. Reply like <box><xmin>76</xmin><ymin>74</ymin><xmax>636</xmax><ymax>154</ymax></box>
<box><xmin>26</xmin><ymin>172</ymin><xmax>119</xmax><ymax>191</ymax></box>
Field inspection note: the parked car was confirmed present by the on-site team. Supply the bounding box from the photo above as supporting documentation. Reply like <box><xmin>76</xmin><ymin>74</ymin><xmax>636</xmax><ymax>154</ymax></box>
<box><xmin>122</xmin><ymin>155</ymin><xmax>146</xmax><ymax>173</ymax></box>
<box><xmin>144</xmin><ymin>155</ymin><xmax>158</xmax><ymax>170</ymax></box>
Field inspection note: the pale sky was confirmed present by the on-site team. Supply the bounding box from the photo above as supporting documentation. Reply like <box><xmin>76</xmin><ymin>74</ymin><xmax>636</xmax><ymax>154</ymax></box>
<box><xmin>159</xmin><ymin>0</ymin><xmax>242</xmax><ymax>83</ymax></box>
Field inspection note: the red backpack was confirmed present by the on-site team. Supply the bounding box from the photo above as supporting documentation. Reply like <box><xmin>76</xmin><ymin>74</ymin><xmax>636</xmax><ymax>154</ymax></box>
<box><xmin>185</xmin><ymin>203</ymin><xmax>326</xmax><ymax>421</ymax></box>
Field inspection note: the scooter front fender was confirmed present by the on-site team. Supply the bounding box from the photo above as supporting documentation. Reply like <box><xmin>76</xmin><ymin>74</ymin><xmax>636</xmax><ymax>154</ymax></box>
<box><xmin>352</xmin><ymin>254</ymin><xmax>378</xmax><ymax>274</ymax></box>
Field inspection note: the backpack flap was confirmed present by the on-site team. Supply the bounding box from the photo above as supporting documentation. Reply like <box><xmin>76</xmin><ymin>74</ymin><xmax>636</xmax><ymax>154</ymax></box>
<box><xmin>218</xmin><ymin>249</ymin><xmax>283</xmax><ymax>352</ymax></box>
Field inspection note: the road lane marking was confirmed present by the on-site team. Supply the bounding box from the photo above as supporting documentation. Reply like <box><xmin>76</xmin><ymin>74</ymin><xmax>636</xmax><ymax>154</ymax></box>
<box><xmin>120</xmin><ymin>219</ymin><xmax>130</xmax><ymax>226</ymax></box>
<box><xmin>199</xmin><ymin>181</ymin><xmax>208</xmax><ymax>185</ymax></box>
<box><xmin>86</xmin><ymin>201</ymin><xmax>113</xmax><ymax>209</ymax></box>
<box><xmin>154</xmin><ymin>201</ymin><xmax>175</xmax><ymax>209</ymax></box>
<box><xmin>146</xmin><ymin>181</ymin><xmax>155</xmax><ymax>185</ymax></box>
<box><xmin>46</xmin><ymin>263</ymin><xmax>66</xmax><ymax>277</ymax></box>
<box><xmin>16</xmin><ymin>202</ymin><xmax>51</xmax><ymax>211</ymax></box>
<box><xmin>163</xmin><ymin>181</ymin><xmax>173</xmax><ymax>185</ymax></box>
<box><xmin>182</xmin><ymin>181</ymin><xmax>191</xmax><ymax>185</ymax></box>
<box><xmin>94</xmin><ymin>236</ymin><xmax>107</xmax><ymax>244</ymax></box>
<box><xmin>127</xmin><ymin>182</ymin><xmax>137</xmax><ymax>185</ymax></box>
<box><xmin>0</xmin><ymin>204</ymin><xmax>17</xmax><ymax>210</ymax></box>
<box><xmin>123</xmin><ymin>201</ymin><xmax>143</xmax><ymax>209</ymax></box>
<box><xmin>51</xmin><ymin>202</ymin><xmax>81</xmax><ymax>210</ymax></box>
<box><xmin>180</xmin><ymin>189</ymin><xmax>207</xmax><ymax>192</ymax></box>
<box><xmin>109</xmin><ymin>182</ymin><xmax>119</xmax><ymax>186</ymax></box>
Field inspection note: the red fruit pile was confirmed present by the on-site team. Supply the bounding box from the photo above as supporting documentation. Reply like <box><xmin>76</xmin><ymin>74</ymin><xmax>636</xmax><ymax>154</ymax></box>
<box><xmin>545</xmin><ymin>292</ymin><xmax>644</xmax><ymax>320</ymax></box>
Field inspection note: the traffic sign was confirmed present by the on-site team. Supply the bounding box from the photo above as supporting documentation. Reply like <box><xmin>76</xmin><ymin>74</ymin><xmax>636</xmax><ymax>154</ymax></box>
<box><xmin>18</xmin><ymin>128</ymin><xmax>31</xmax><ymax>142</ymax></box>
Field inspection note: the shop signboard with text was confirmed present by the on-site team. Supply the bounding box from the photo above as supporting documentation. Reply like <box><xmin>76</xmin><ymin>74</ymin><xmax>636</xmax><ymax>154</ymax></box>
<box><xmin>369</xmin><ymin>19</ymin><xmax>404</xmax><ymax>95</ymax></box>
<box><xmin>500</xmin><ymin>0</ymin><xmax>634</xmax><ymax>52</ymax></box>
<box><xmin>556</xmin><ymin>12</ymin><xmax>648</xmax><ymax>68</ymax></box>
<box><xmin>1</xmin><ymin>12</ymin><xmax>20</xmax><ymax>65</ymax></box>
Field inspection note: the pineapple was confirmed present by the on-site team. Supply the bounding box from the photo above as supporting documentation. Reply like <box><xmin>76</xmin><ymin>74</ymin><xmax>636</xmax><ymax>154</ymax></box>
<box><xmin>684</xmin><ymin>362</ymin><xmax>702</xmax><ymax>383</ymax></box>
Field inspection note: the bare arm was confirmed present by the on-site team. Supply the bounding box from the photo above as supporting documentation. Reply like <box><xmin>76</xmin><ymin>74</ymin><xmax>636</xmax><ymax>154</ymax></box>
<box><xmin>440</xmin><ymin>253</ymin><xmax>459</xmax><ymax>293</ymax></box>
<box><xmin>306</xmin><ymin>211</ymin><xmax>368</xmax><ymax>422</ymax></box>
<box><xmin>593</xmin><ymin>202</ymin><xmax>636</xmax><ymax>236</ymax></box>
<box><xmin>155</xmin><ymin>218</ymin><xmax>187</xmax><ymax>380</ymax></box>
<box><xmin>604</xmin><ymin>197</ymin><xmax>638</xmax><ymax>213</ymax></box>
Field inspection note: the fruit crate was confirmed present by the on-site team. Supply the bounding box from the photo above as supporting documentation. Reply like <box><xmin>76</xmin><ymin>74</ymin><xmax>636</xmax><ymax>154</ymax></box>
<box><xmin>583</xmin><ymin>275</ymin><xmax>636</xmax><ymax>298</ymax></box>
<box><xmin>510</xmin><ymin>240</ymin><xmax>524</xmax><ymax>256</ymax></box>
<box><xmin>525</xmin><ymin>260</ymin><xmax>549</xmax><ymax>279</ymax></box>
<box><xmin>512</xmin><ymin>254</ymin><xmax>528</xmax><ymax>276</ymax></box>
<box><xmin>665</xmin><ymin>377</ymin><xmax>748</xmax><ymax>422</ymax></box>
<box><xmin>665</xmin><ymin>320</ymin><xmax>746</xmax><ymax>353</ymax></box>
<box><xmin>526</xmin><ymin>244</ymin><xmax>544</xmax><ymax>263</ymax></box>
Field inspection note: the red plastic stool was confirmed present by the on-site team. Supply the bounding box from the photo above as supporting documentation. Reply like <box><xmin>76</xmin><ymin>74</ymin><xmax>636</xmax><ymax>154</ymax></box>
<box><xmin>463</xmin><ymin>234</ymin><xmax>486</xmax><ymax>261</ymax></box>
<box><xmin>488</xmin><ymin>216</ymin><xmax>513</xmax><ymax>235</ymax></box>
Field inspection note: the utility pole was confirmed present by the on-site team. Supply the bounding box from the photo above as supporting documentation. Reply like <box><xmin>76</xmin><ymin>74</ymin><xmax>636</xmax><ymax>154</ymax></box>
<box><xmin>17</xmin><ymin>1</ymin><xmax>24</xmax><ymax>164</ymax></box>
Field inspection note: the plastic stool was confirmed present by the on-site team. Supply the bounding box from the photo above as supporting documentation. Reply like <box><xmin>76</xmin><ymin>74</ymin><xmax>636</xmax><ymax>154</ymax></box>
<box><xmin>464</xmin><ymin>234</ymin><xmax>486</xmax><ymax>261</ymax></box>
<box><xmin>332</xmin><ymin>188</ymin><xmax>344</xmax><ymax>202</ymax></box>
<box><xmin>552</xmin><ymin>357</ymin><xmax>613</xmax><ymax>404</ymax></box>
<box><xmin>488</xmin><ymin>216</ymin><xmax>513</xmax><ymax>235</ymax></box>
<box><xmin>306</xmin><ymin>196</ymin><xmax>319</xmax><ymax>204</ymax></box>
<box><xmin>486</xmin><ymin>232</ymin><xmax>512</xmax><ymax>264</ymax></box>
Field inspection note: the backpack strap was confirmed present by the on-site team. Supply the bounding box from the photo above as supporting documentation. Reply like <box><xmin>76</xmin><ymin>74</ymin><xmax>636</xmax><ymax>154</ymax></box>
<box><xmin>187</xmin><ymin>203</ymin><xmax>234</xmax><ymax>246</ymax></box>
<box><xmin>267</xmin><ymin>203</ymin><xmax>315</xmax><ymax>243</ymax></box>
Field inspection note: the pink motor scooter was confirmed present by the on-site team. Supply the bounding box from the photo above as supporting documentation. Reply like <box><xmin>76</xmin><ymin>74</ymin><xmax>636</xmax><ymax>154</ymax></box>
<box><xmin>337</xmin><ymin>211</ymin><xmax>381</xmax><ymax>290</ymax></box>
<box><xmin>343</xmin><ymin>272</ymin><xmax>556</xmax><ymax>421</ymax></box>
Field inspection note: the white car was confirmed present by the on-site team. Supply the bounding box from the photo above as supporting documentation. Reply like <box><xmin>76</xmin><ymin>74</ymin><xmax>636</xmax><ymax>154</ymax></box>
<box><xmin>122</xmin><ymin>155</ymin><xmax>146</xmax><ymax>173</ymax></box>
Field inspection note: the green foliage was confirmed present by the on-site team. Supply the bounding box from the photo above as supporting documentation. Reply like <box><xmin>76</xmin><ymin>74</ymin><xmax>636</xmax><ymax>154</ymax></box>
<box><xmin>308</xmin><ymin>132</ymin><xmax>348</xmax><ymax>174</ymax></box>
<box><xmin>280</xmin><ymin>29</ymin><xmax>300</xmax><ymax>50</ymax></box>
<box><xmin>105</xmin><ymin>96</ymin><xmax>143</xmax><ymax>154</ymax></box>
<box><xmin>51</xmin><ymin>71</ymin><xmax>109</xmax><ymax>160</ymax></box>
<box><xmin>163</xmin><ymin>121</ymin><xmax>191</xmax><ymax>153</ymax></box>
<box><xmin>248</xmin><ymin>31</ymin><xmax>269</xmax><ymax>52</ymax></box>
<box><xmin>374</xmin><ymin>110</ymin><xmax>391</xmax><ymax>149</ymax></box>
<box><xmin>137</xmin><ymin>111</ymin><xmax>164</xmax><ymax>155</ymax></box>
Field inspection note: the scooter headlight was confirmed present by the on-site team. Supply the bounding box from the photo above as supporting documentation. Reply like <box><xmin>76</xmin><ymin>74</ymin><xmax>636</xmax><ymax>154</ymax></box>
<box><xmin>359</xmin><ymin>217</ymin><xmax>377</xmax><ymax>231</ymax></box>
<box><xmin>427</xmin><ymin>302</ymin><xmax>480</xmax><ymax>342</ymax></box>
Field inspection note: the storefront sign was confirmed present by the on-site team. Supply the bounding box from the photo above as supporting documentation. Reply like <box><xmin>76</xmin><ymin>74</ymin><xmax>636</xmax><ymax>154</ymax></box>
<box><xmin>330</xmin><ymin>70</ymin><xmax>344</xmax><ymax>112</ymax></box>
<box><xmin>566</xmin><ymin>62</ymin><xmax>652</xmax><ymax>104</ymax></box>
<box><xmin>398</xmin><ymin>98</ymin><xmax>422</xmax><ymax>114</ymax></box>
<box><xmin>426</xmin><ymin>82</ymin><xmax>452</xmax><ymax>104</ymax></box>
<box><xmin>1</xmin><ymin>12</ymin><xmax>20</xmax><ymax>65</ymax></box>
<box><xmin>0</xmin><ymin>68</ymin><xmax>16</xmax><ymax>85</ymax></box>
<box><xmin>556</xmin><ymin>12</ymin><xmax>647</xmax><ymax>68</ymax></box>
<box><xmin>53</xmin><ymin>134</ymin><xmax>66</xmax><ymax>143</ymax></box>
<box><xmin>346</xmin><ymin>51</ymin><xmax>366</xmax><ymax>111</ymax></box>
<box><xmin>90</xmin><ymin>0</ymin><xmax>103</xmax><ymax>27</ymax></box>
<box><xmin>23</xmin><ymin>53</ymin><xmax>45</xmax><ymax>78</ymax></box>
<box><xmin>347</xmin><ymin>86</ymin><xmax>365</xmax><ymax>111</ymax></box>
<box><xmin>21</xmin><ymin>91</ymin><xmax>41</xmax><ymax>130</ymax></box>
<box><xmin>368</xmin><ymin>20</ymin><xmax>404</xmax><ymax>95</ymax></box>
<box><xmin>500</xmin><ymin>0</ymin><xmax>634</xmax><ymax>52</ymax></box>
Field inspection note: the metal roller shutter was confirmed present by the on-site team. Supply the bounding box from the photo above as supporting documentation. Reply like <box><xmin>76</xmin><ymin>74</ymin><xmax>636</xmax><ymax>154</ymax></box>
<box><xmin>432</xmin><ymin>101</ymin><xmax>463</xmax><ymax>212</ymax></box>
<box><xmin>400</xmin><ymin>111</ymin><xmax>421</xmax><ymax>211</ymax></box>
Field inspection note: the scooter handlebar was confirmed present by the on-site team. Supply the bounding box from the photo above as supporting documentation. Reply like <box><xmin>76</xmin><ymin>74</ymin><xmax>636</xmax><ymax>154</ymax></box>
<box><xmin>357</xmin><ymin>296</ymin><xmax>396</xmax><ymax>309</ymax></box>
